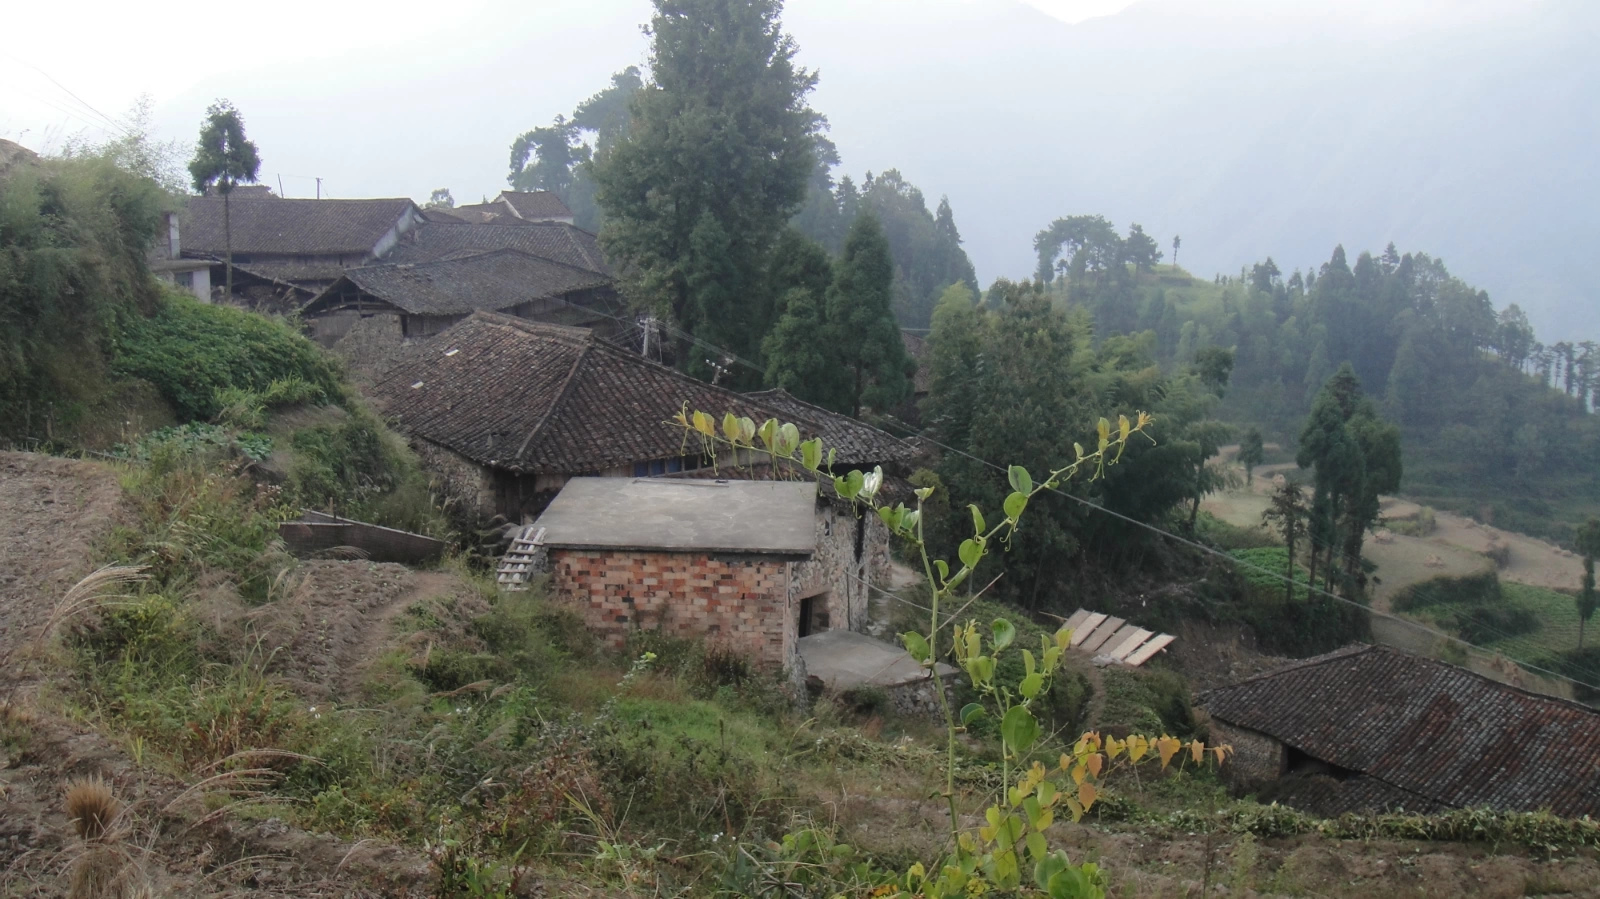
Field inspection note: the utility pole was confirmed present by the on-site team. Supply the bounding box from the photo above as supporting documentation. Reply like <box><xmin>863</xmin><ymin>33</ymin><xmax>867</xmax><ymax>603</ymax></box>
<box><xmin>706</xmin><ymin>357</ymin><xmax>731</xmax><ymax>386</ymax></box>
<box><xmin>316</xmin><ymin>177</ymin><xmax>322</xmax><ymax>200</ymax></box>
<box><xmin>277</xmin><ymin>174</ymin><xmax>285</xmax><ymax>197</ymax></box>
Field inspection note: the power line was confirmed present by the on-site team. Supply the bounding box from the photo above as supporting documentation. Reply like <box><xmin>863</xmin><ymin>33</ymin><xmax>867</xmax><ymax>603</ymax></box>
<box><xmin>608</xmin><ymin>315</ymin><xmax>1599</xmax><ymax>694</ymax></box>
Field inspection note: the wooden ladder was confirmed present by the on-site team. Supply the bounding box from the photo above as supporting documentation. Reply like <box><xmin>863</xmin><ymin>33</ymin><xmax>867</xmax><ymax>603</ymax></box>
<box><xmin>496</xmin><ymin>526</ymin><xmax>546</xmax><ymax>591</ymax></box>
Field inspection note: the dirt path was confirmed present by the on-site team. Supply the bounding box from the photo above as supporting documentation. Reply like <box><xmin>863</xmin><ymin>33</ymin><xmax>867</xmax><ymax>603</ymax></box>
<box><xmin>0</xmin><ymin>451</ymin><xmax>126</xmax><ymax>666</ymax></box>
<box><xmin>251</xmin><ymin>562</ymin><xmax>475</xmax><ymax>701</ymax></box>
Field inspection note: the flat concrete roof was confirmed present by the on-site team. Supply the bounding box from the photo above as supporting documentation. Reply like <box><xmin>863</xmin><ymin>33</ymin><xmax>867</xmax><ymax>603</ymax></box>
<box><xmin>535</xmin><ymin>477</ymin><xmax>818</xmax><ymax>555</ymax></box>
<box><xmin>798</xmin><ymin>630</ymin><xmax>959</xmax><ymax>690</ymax></box>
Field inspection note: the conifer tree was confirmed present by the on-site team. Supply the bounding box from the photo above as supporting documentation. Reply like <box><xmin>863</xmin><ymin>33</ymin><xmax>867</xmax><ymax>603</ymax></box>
<box><xmin>1577</xmin><ymin>518</ymin><xmax>1600</xmax><ymax>649</ymax></box>
<box><xmin>592</xmin><ymin>0</ymin><xmax>819</xmax><ymax>374</ymax></box>
<box><xmin>827</xmin><ymin>212</ymin><xmax>911</xmax><ymax>416</ymax></box>
<box><xmin>1238</xmin><ymin>427</ymin><xmax>1265</xmax><ymax>486</ymax></box>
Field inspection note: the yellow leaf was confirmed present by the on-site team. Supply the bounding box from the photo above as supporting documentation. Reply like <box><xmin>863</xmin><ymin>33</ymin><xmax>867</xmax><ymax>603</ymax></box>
<box><xmin>1127</xmin><ymin>735</ymin><xmax>1149</xmax><ymax>763</ymax></box>
<box><xmin>1086</xmin><ymin>752</ymin><xmax>1104</xmax><ymax>778</ymax></box>
<box><xmin>1078</xmin><ymin>781</ymin><xmax>1098</xmax><ymax>813</ymax></box>
<box><xmin>1118</xmin><ymin>414</ymin><xmax>1131</xmax><ymax>443</ymax></box>
<box><xmin>1190</xmin><ymin>740</ymin><xmax>1204</xmax><ymax>764</ymax></box>
<box><xmin>1064</xmin><ymin>796</ymin><xmax>1084</xmax><ymax>822</ymax></box>
<box><xmin>1070</xmin><ymin>764</ymin><xmax>1087</xmax><ymax>785</ymax></box>
<box><xmin>1156</xmin><ymin>736</ymin><xmax>1181</xmax><ymax>769</ymax></box>
<box><xmin>1059</xmin><ymin>753</ymin><xmax>1071</xmax><ymax>773</ymax></box>
<box><xmin>1105</xmin><ymin>736</ymin><xmax>1125</xmax><ymax>761</ymax></box>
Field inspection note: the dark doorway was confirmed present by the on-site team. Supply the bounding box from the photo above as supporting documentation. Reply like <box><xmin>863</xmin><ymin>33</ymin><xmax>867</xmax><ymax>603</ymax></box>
<box><xmin>798</xmin><ymin>593</ymin><xmax>830</xmax><ymax>637</ymax></box>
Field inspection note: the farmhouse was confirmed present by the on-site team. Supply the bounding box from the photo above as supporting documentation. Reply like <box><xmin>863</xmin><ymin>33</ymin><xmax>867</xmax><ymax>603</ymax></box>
<box><xmin>367</xmin><ymin>313</ymin><xmax>918</xmax><ymax>525</ymax></box>
<box><xmin>533</xmin><ymin>477</ymin><xmax>882</xmax><ymax>673</ymax></box>
<box><xmin>1200</xmin><ymin>644</ymin><xmax>1600</xmax><ymax>817</ymax></box>
<box><xmin>447</xmin><ymin>190</ymin><xmax>576</xmax><ymax>225</ymax></box>
<box><xmin>180</xmin><ymin>193</ymin><xmax>425</xmax><ymax>304</ymax></box>
<box><xmin>299</xmin><ymin>248</ymin><xmax>626</xmax><ymax>348</ymax></box>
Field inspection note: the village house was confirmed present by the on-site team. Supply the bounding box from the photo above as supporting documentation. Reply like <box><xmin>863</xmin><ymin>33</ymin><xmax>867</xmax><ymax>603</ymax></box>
<box><xmin>441</xmin><ymin>190</ymin><xmax>576</xmax><ymax>225</ymax></box>
<box><xmin>532</xmin><ymin>477</ymin><xmax>878</xmax><ymax>673</ymax></box>
<box><xmin>366</xmin><ymin>312</ymin><xmax>918</xmax><ymax>526</ymax></box>
<box><xmin>180</xmin><ymin>192</ymin><xmax>426</xmax><ymax>307</ymax></box>
<box><xmin>298</xmin><ymin>248</ymin><xmax>626</xmax><ymax>351</ymax></box>
<box><xmin>1200</xmin><ymin>644</ymin><xmax>1600</xmax><ymax>818</ymax></box>
<box><xmin>147</xmin><ymin>211</ymin><xmax>212</xmax><ymax>301</ymax></box>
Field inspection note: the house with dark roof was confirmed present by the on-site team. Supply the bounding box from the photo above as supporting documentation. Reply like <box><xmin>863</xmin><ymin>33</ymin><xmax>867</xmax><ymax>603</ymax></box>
<box><xmin>367</xmin><ymin>312</ymin><xmax>917</xmax><ymax>526</ymax></box>
<box><xmin>300</xmin><ymin>249</ymin><xmax>626</xmax><ymax>348</ymax></box>
<box><xmin>1200</xmin><ymin>644</ymin><xmax>1600</xmax><ymax>818</ymax></box>
<box><xmin>451</xmin><ymin>190</ymin><xmax>575</xmax><ymax>225</ymax></box>
<box><xmin>180</xmin><ymin>194</ymin><xmax>425</xmax><ymax>303</ymax></box>
<box><xmin>382</xmin><ymin>220</ymin><xmax>608</xmax><ymax>275</ymax></box>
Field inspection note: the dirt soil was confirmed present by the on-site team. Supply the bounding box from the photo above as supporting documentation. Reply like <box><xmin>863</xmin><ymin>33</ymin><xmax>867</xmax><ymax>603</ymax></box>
<box><xmin>0</xmin><ymin>452</ymin><xmax>434</xmax><ymax>897</ymax></box>
<box><xmin>0</xmin><ymin>452</ymin><xmax>127</xmax><ymax>661</ymax></box>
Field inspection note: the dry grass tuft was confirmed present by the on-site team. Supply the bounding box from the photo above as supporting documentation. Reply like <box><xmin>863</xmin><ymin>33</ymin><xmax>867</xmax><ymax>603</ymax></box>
<box><xmin>39</xmin><ymin>565</ymin><xmax>150</xmax><ymax>648</ymax></box>
<box><xmin>65</xmin><ymin>775</ymin><xmax>121</xmax><ymax>843</ymax></box>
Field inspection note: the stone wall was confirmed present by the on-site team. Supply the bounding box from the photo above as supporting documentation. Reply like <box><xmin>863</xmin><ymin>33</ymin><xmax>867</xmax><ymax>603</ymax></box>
<box><xmin>550</xmin><ymin>549</ymin><xmax>794</xmax><ymax>668</ymax></box>
<box><xmin>886</xmin><ymin>675</ymin><xmax>952</xmax><ymax>720</ymax></box>
<box><xmin>787</xmin><ymin>501</ymin><xmax>888</xmax><ymax>636</ymax></box>
<box><xmin>412</xmin><ymin>439</ymin><xmax>497</xmax><ymax>526</ymax></box>
<box><xmin>1209</xmin><ymin>719</ymin><xmax>1287</xmax><ymax>793</ymax></box>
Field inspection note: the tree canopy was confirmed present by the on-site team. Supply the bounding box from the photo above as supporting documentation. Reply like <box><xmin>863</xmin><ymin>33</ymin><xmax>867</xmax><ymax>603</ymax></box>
<box><xmin>591</xmin><ymin>0</ymin><xmax>820</xmax><ymax>382</ymax></box>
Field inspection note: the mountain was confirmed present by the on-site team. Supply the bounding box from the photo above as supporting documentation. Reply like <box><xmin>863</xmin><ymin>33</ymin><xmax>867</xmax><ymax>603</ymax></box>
<box><xmin>785</xmin><ymin>0</ymin><xmax>1600</xmax><ymax>339</ymax></box>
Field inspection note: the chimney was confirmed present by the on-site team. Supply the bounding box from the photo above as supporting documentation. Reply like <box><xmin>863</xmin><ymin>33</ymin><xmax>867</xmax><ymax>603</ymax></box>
<box><xmin>165</xmin><ymin>211</ymin><xmax>181</xmax><ymax>260</ymax></box>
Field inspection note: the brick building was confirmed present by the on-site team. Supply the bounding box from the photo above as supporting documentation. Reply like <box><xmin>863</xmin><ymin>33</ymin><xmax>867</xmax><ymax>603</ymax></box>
<box><xmin>534</xmin><ymin>477</ymin><xmax>881</xmax><ymax>672</ymax></box>
<box><xmin>1200</xmin><ymin>644</ymin><xmax>1600</xmax><ymax>817</ymax></box>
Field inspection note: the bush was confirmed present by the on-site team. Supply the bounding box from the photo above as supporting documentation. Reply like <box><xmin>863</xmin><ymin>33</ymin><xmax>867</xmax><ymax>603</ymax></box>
<box><xmin>1453</xmin><ymin>603</ymin><xmax>1538</xmax><ymax>644</ymax></box>
<box><xmin>111</xmin><ymin>294</ymin><xmax>340</xmax><ymax>421</ymax></box>
<box><xmin>1393</xmin><ymin>571</ymin><xmax>1502</xmax><ymax>613</ymax></box>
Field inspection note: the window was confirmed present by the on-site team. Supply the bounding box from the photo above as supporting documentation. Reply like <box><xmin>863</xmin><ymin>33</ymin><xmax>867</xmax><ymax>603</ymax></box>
<box><xmin>175</xmin><ymin>272</ymin><xmax>193</xmax><ymax>289</ymax></box>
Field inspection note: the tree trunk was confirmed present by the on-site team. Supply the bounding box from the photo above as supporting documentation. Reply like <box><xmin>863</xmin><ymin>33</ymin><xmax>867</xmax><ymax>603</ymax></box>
<box><xmin>1284</xmin><ymin>532</ymin><xmax>1296</xmax><ymax>604</ymax></box>
<box><xmin>224</xmin><ymin>191</ymin><xmax>233</xmax><ymax>301</ymax></box>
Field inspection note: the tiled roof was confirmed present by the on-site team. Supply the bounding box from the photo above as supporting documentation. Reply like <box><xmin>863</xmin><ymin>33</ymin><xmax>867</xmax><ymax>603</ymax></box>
<box><xmin>369</xmin><ymin>313</ymin><xmax>916</xmax><ymax>475</ymax></box>
<box><xmin>305</xmin><ymin>249</ymin><xmax>614</xmax><ymax>316</ymax></box>
<box><xmin>744</xmin><ymin>389</ymin><xmax>918</xmax><ymax>469</ymax></box>
<box><xmin>181</xmin><ymin>196</ymin><xmax>417</xmax><ymax>256</ymax></box>
<box><xmin>420</xmin><ymin>206</ymin><xmax>471</xmax><ymax>224</ymax></box>
<box><xmin>385</xmin><ymin>221</ymin><xmax>609</xmax><ymax>275</ymax></box>
<box><xmin>231</xmin><ymin>259</ymin><xmax>348</xmax><ymax>285</ymax></box>
<box><xmin>497</xmin><ymin>190</ymin><xmax>573</xmax><ymax>220</ymax></box>
<box><xmin>1200</xmin><ymin>644</ymin><xmax>1600</xmax><ymax>817</ymax></box>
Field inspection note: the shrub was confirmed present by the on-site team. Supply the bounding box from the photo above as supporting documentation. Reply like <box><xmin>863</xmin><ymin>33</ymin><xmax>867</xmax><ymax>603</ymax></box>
<box><xmin>111</xmin><ymin>294</ymin><xmax>340</xmax><ymax>421</ymax></box>
<box><xmin>1393</xmin><ymin>570</ymin><xmax>1502</xmax><ymax>613</ymax></box>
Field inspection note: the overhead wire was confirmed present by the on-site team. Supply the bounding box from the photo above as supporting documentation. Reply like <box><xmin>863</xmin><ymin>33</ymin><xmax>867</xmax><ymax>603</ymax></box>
<box><xmin>609</xmin><ymin>312</ymin><xmax>1600</xmax><ymax>694</ymax></box>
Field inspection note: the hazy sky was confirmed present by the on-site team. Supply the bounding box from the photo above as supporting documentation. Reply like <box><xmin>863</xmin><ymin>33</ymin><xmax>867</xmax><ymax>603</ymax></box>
<box><xmin>3</xmin><ymin>0</ymin><xmax>1580</xmax><ymax>335</ymax></box>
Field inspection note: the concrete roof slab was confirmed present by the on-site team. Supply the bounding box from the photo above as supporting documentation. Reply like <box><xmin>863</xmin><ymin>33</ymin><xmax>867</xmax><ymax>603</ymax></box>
<box><xmin>535</xmin><ymin>477</ymin><xmax>819</xmax><ymax>555</ymax></box>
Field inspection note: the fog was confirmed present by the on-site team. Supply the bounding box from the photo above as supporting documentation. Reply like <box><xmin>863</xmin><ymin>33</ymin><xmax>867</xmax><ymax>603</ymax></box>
<box><xmin>3</xmin><ymin>0</ymin><xmax>1591</xmax><ymax>336</ymax></box>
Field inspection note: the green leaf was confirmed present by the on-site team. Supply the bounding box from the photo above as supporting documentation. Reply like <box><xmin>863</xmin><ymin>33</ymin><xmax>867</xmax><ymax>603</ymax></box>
<box><xmin>800</xmin><ymin>437</ymin><xmax>822</xmax><ymax>471</ymax></box>
<box><xmin>990</xmin><ymin>618</ymin><xmax>1016</xmax><ymax>652</ymax></box>
<box><xmin>1048</xmin><ymin>866</ymin><xmax>1092</xmax><ymax>899</ymax></box>
<box><xmin>959</xmin><ymin>538</ymin><xmax>982</xmax><ymax>570</ymax></box>
<box><xmin>1019</xmin><ymin>673</ymin><xmax>1044</xmax><ymax>700</ymax></box>
<box><xmin>960</xmin><ymin>702</ymin><xmax>986</xmax><ymax>726</ymax></box>
<box><xmin>757</xmin><ymin>418</ymin><xmax>778</xmax><ymax>449</ymax></box>
<box><xmin>901</xmin><ymin>632</ymin><xmax>930</xmax><ymax>664</ymax></box>
<box><xmin>934</xmin><ymin>559</ymin><xmax>949</xmax><ymax>583</ymax></box>
<box><xmin>970</xmin><ymin>504</ymin><xmax>986</xmax><ymax>535</ymax></box>
<box><xmin>1001</xmin><ymin>706</ymin><xmax>1040</xmax><ymax>756</ymax></box>
<box><xmin>968</xmin><ymin>656</ymin><xmax>995</xmax><ymax>687</ymax></box>
<box><xmin>1008</xmin><ymin>465</ymin><xmax>1033</xmax><ymax>495</ymax></box>
<box><xmin>777</xmin><ymin>422</ymin><xmax>801</xmax><ymax>456</ymax></box>
<box><xmin>833</xmin><ymin>474</ymin><xmax>858</xmax><ymax>500</ymax></box>
<box><xmin>1035</xmin><ymin>852</ymin><xmax>1068</xmax><ymax>890</ymax></box>
<box><xmin>1022</xmin><ymin>648</ymin><xmax>1036</xmax><ymax>677</ymax></box>
<box><xmin>1004</xmin><ymin>491</ymin><xmax>1028</xmax><ymax>520</ymax></box>
<box><xmin>1026</xmin><ymin>831</ymin><xmax>1049</xmax><ymax>864</ymax></box>
<box><xmin>722</xmin><ymin>412</ymin><xmax>741</xmax><ymax>443</ymax></box>
<box><xmin>877</xmin><ymin>506</ymin><xmax>903</xmax><ymax>531</ymax></box>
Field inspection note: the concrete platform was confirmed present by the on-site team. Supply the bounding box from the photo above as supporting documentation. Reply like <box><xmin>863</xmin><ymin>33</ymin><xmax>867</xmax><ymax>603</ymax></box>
<box><xmin>798</xmin><ymin>629</ymin><xmax>958</xmax><ymax>690</ymax></box>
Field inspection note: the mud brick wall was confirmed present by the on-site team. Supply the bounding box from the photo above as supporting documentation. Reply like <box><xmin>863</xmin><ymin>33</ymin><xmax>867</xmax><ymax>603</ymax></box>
<box><xmin>550</xmin><ymin>549</ymin><xmax>794</xmax><ymax>668</ymax></box>
<box><xmin>1209</xmin><ymin>720</ymin><xmax>1287</xmax><ymax>792</ymax></box>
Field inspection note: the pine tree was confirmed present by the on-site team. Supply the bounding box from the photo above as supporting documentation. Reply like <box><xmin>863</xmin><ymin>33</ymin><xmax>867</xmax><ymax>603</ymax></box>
<box><xmin>827</xmin><ymin>213</ymin><xmax>911</xmax><ymax>416</ymax></box>
<box><xmin>1262</xmin><ymin>478</ymin><xmax>1309</xmax><ymax>603</ymax></box>
<box><xmin>762</xmin><ymin>288</ymin><xmax>847</xmax><ymax>409</ymax></box>
<box><xmin>1238</xmin><ymin>427</ymin><xmax>1265</xmax><ymax>485</ymax></box>
<box><xmin>1577</xmin><ymin>518</ymin><xmax>1600</xmax><ymax>650</ymax></box>
<box><xmin>592</xmin><ymin>0</ymin><xmax>819</xmax><ymax>373</ymax></box>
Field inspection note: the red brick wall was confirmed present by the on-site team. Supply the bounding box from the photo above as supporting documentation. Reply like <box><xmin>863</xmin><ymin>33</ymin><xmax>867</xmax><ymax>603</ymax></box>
<box><xmin>549</xmin><ymin>549</ymin><xmax>793</xmax><ymax>667</ymax></box>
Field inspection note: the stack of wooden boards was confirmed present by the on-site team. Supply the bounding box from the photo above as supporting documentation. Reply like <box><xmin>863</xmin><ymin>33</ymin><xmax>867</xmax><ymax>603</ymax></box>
<box><xmin>1059</xmin><ymin>609</ymin><xmax>1175</xmax><ymax>667</ymax></box>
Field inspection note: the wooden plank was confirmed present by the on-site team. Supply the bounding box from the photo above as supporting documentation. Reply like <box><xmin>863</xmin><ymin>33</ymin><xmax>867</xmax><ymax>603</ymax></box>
<box><xmin>1068</xmin><ymin>613</ymin><xmax>1108</xmax><ymax>646</ymax></box>
<box><xmin>1107</xmin><ymin>628</ymin><xmax>1153</xmax><ymax>661</ymax></box>
<box><xmin>1061</xmin><ymin>609</ymin><xmax>1092</xmax><ymax>632</ymax></box>
<box><xmin>1080</xmin><ymin>618</ymin><xmax>1127</xmax><ymax>653</ymax></box>
<box><xmin>1124</xmin><ymin>634</ymin><xmax>1176</xmax><ymax>667</ymax></box>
